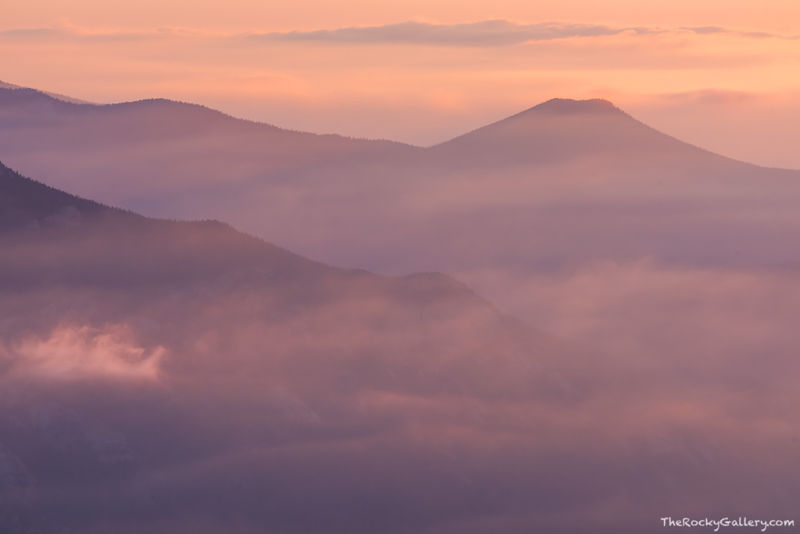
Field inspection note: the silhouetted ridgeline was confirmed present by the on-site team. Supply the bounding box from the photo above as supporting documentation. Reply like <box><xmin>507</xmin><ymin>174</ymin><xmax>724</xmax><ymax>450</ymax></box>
<box><xmin>2</xmin><ymin>84</ymin><xmax>800</xmax><ymax>532</ymax></box>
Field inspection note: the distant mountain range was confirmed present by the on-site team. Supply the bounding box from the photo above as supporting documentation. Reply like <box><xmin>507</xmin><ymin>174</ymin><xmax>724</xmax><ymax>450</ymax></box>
<box><xmin>2</xmin><ymin>82</ymin><xmax>799</xmax><ymax>321</ymax></box>
<box><xmin>2</xmin><ymin>82</ymin><xmax>800</xmax><ymax>533</ymax></box>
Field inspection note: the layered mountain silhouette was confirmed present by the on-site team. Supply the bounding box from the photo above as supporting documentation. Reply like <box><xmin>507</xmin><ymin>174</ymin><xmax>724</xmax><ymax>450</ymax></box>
<box><xmin>3</xmin><ymin>84</ymin><xmax>800</xmax><ymax>533</ymax></box>
<box><xmin>1</xmin><ymin>158</ymin><xmax>533</xmax><ymax>334</ymax></box>
<box><xmin>0</xmin><ymin>160</ymin><xmax>337</xmax><ymax>286</ymax></box>
<box><xmin>5</xmin><ymin>83</ymin><xmax>800</xmax><ymax>320</ymax></box>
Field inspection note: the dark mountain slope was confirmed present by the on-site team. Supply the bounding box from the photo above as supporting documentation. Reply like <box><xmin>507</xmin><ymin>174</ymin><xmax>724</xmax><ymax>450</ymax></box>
<box><xmin>0</xmin><ymin>160</ymin><xmax>107</xmax><ymax>229</ymax></box>
<box><xmin>0</xmin><ymin>160</ymin><xmax>582</xmax><ymax>534</ymax></box>
<box><xmin>0</xmin><ymin>161</ymin><xmax>334</xmax><ymax>287</ymax></box>
<box><xmin>0</xmin><ymin>156</ymin><xmax>560</xmax><ymax>397</ymax></box>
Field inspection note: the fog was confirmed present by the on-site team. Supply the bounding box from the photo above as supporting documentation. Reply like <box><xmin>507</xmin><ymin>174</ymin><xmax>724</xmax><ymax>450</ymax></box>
<box><xmin>2</xmin><ymin>93</ymin><xmax>800</xmax><ymax>532</ymax></box>
<box><xmin>2</xmin><ymin>160</ymin><xmax>800</xmax><ymax>533</ymax></box>
<box><xmin>3</xmin><ymin>265</ymin><xmax>799</xmax><ymax>533</ymax></box>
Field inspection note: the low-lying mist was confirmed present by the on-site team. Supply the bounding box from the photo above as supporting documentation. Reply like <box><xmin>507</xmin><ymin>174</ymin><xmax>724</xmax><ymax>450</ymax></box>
<box><xmin>2</xmin><ymin>226</ymin><xmax>799</xmax><ymax>533</ymax></box>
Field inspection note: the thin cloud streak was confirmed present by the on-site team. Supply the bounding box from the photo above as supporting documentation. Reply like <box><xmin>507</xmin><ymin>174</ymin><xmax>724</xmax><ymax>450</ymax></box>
<box><xmin>0</xmin><ymin>20</ymin><xmax>796</xmax><ymax>47</ymax></box>
<box><xmin>245</xmin><ymin>20</ymin><xmax>799</xmax><ymax>46</ymax></box>
<box><xmin>248</xmin><ymin>20</ymin><xmax>651</xmax><ymax>46</ymax></box>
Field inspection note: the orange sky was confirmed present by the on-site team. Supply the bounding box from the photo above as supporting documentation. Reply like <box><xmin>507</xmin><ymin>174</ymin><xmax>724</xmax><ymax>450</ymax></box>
<box><xmin>3</xmin><ymin>0</ymin><xmax>800</xmax><ymax>168</ymax></box>
<box><xmin>7</xmin><ymin>0</ymin><xmax>800</xmax><ymax>32</ymax></box>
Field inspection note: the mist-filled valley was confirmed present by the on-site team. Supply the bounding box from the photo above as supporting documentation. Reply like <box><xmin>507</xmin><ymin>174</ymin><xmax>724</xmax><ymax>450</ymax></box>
<box><xmin>1</xmin><ymin>83</ymin><xmax>799</xmax><ymax>533</ymax></box>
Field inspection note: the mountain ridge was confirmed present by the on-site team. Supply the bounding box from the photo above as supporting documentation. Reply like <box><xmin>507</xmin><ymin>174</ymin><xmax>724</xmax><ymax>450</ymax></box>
<box><xmin>0</xmin><ymin>158</ymin><xmax>502</xmax><ymax>310</ymax></box>
<box><xmin>0</xmin><ymin>82</ymin><xmax>752</xmax><ymax>163</ymax></box>
<box><xmin>4</xmin><ymin>82</ymin><xmax>796</xmax><ymax>174</ymax></box>
<box><xmin>4</xmin><ymin>81</ymin><xmax>800</xmax><ymax>281</ymax></box>
<box><xmin>0</xmin><ymin>86</ymin><xmax>420</xmax><ymax>149</ymax></box>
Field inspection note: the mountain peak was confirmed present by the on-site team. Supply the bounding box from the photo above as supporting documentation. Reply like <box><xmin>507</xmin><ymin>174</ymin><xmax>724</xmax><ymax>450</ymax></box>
<box><xmin>526</xmin><ymin>98</ymin><xmax>621</xmax><ymax>116</ymax></box>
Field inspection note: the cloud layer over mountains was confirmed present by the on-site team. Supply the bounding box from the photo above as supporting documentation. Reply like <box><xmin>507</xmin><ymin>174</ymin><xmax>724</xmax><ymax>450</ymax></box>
<box><xmin>1</xmin><ymin>89</ymin><xmax>800</xmax><ymax>532</ymax></box>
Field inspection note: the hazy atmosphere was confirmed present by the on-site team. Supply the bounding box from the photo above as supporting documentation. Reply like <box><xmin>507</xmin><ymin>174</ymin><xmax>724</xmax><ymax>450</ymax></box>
<box><xmin>1</xmin><ymin>1</ymin><xmax>799</xmax><ymax>533</ymax></box>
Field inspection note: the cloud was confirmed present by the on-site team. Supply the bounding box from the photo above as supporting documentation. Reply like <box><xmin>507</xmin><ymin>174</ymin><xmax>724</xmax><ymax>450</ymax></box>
<box><xmin>0</xmin><ymin>20</ymin><xmax>794</xmax><ymax>48</ymax></box>
<box><xmin>0</xmin><ymin>28</ymin><xmax>65</xmax><ymax>39</ymax></box>
<box><xmin>657</xmin><ymin>88</ymin><xmax>759</xmax><ymax>105</ymax></box>
<box><xmin>244</xmin><ymin>20</ymin><xmax>800</xmax><ymax>46</ymax></box>
<box><xmin>3</xmin><ymin>325</ymin><xmax>164</xmax><ymax>382</ymax></box>
<box><xmin>0</xmin><ymin>25</ymin><xmax>207</xmax><ymax>43</ymax></box>
<box><xmin>247</xmin><ymin>20</ymin><xmax>653</xmax><ymax>46</ymax></box>
<box><xmin>1</xmin><ymin>256</ymin><xmax>800</xmax><ymax>531</ymax></box>
<box><xmin>683</xmin><ymin>26</ymin><xmax>785</xmax><ymax>39</ymax></box>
